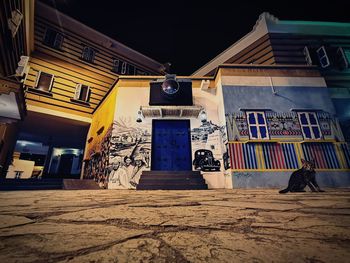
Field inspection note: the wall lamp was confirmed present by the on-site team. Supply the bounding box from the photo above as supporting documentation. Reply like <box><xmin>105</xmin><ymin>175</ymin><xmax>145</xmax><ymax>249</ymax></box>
<box><xmin>136</xmin><ymin>109</ymin><xmax>144</xmax><ymax>123</ymax></box>
<box><xmin>199</xmin><ymin>109</ymin><xmax>207</xmax><ymax>122</ymax></box>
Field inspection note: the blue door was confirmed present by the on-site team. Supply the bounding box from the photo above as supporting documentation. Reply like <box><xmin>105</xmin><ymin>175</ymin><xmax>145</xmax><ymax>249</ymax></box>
<box><xmin>152</xmin><ymin>120</ymin><xmax>192</xmax><ymax>171</ymax></box>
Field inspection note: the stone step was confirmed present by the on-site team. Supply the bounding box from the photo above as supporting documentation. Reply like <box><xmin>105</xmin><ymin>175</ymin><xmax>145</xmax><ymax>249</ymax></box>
<box><xmin>136</xmin><ymin>184</ymin><xmax>208</xmax><ymax>190</ymax></box>
<box><xmin>139</xmin><ymin>178</ymin><xmax>206</xmax><ymax>185</ymax></box>
<box><xmin>137</xmin><ymin>170</ymin><xmax>208</xmax><ymax>190</ymax></box>
<box><xmin>63</xmin><ymin>179</ymin><xmax>100</xmax><ymax>190</ymax></box>
<box><xmin>0</xmin><ymin>179</ymin><xmax>63</xmax><ymax>191</ymax></box>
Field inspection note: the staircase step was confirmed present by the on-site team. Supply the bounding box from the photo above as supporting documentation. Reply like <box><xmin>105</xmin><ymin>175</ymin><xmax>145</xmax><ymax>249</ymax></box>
<box><xmin>137</xmin><ymin>170</ymin><xmax>208</xmax><ymax>190</ymax></box>
<box><xmin>139</xmin><ymin>178</ymin><xmax>206</xmax><ymax>184</ymax></box>
<box><xmin>63</xmin><ymin>179</ymin><xmax>100</xmax><ymax>190</ymax></box>
<box><xmin>137</xmin><ymin>184</ymin><xmax>208</xmax><ymax>190</ymax></box>
<box><xmin>0</xmin><ymin>179</ymin><xmax>63</xmax><ymax>191</ymax></box>
<box><xmin>142</xmin><ymin>170</ymin><xmax>201</xmax><ymax>176</ymax></box>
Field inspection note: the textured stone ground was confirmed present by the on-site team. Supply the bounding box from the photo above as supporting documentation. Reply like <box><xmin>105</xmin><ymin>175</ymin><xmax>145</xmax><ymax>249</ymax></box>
<box><xmin>0</xmin><ymin>189</ymin><xmax>349</xmax><ymax>263</ymax></box>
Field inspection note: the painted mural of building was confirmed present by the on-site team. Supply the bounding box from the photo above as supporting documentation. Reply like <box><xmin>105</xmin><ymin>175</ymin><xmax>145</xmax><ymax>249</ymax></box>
<box><xmin>84</xmin><ymin>65</ymin><xmax>350</xmax><ymax>189</ymax></box>
<box><xmin>193</xmin><ymin>13</ymin><xmax>350</xmax><ymax>142</ymax></box>
<box><xmin>1</xmin><ymin>0</ymin><xmax>166</xmax><ymax>179</ymax></box>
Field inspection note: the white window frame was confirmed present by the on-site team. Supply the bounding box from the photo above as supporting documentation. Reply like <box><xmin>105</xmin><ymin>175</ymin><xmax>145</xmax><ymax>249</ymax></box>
<box><xmin>34</xmin><ymin>71</ymin><xmax>54</xmax><ymax>92</ymax></box>
<box><xmin>246</xmin><ymin>111</ymin><xmax>269</xmax><ymax>140</ymax></box>
<box><xmin>74</xmin><ymin>84</ymin><xmax>90</xmax><ymax>102</ymax></box>
<box><xmin>316</xmin><ymin>46</ymin><xmax>330</xmax><ymax>68</ymax></box>
<box><xmin>297</xmin><ymin>112</ymin><xmax>322</xmax><ymax>140</ymax></box>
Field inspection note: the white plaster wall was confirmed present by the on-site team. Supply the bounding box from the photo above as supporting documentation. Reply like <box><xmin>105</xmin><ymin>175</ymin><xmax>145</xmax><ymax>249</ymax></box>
<box><xmin>111</xmin><ymin>84</ymin><xmax>228</xmax><ymax>189</ymax></box>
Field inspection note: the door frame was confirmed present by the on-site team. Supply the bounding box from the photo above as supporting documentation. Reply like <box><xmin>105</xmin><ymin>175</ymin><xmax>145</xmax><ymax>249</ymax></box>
<box><xmin>151</xmin><ymin>119</ymin><xmax>192</xmax><ymax>171</ymax></box>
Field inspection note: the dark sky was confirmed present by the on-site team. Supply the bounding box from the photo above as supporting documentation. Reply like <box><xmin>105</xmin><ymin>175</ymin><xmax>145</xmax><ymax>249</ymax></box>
<box><xmin>42</xmin><ymin>0</ymin><xmax>350</xmax><ymax>75</ymax></box>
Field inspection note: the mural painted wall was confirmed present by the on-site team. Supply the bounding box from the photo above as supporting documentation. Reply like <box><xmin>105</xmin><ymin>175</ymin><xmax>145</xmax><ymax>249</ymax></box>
<box><xmin>99</xmin><ymin>79</ymin><xmax>229</xmax><ymax>189</ymax></box>
<box><xmin>221</xmin><ymin>83</ymin><xmax>350</xmax><ymax>188</ymax></box>
<box><xmin>83</xmin><ymin>86</ymin><xmax>118</xmax><ymax>187</ymax></box>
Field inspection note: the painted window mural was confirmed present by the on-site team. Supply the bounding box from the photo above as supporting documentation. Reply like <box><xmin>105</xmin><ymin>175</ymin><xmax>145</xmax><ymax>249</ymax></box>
<box><xmin>246</xmin><ymin>111</ymin><xmax>269</xmax><ymax>140</ymax></box>
<box><xmin>297</xmin><ymin>112</ymin><xmax>322</xmax><ymax>140</ymax></box>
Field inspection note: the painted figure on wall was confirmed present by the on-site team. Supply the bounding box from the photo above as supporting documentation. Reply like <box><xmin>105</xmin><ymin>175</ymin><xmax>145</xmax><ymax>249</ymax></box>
<box><xmin>107</xmin><ymin>118</ymin><xmax>151</xmax><ymax>189</ymax></box>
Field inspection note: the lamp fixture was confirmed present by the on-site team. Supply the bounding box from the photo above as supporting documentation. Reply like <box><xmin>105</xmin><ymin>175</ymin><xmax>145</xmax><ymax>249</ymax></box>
<box><xmin>136</xmin><ymin>109</ymin><xmax>144</xmax><ymax>123</ymax></box>
<box><xmin>199</xmin><ymin>109</ymin><xmax>207</xmax><ymax>122</ymax></box>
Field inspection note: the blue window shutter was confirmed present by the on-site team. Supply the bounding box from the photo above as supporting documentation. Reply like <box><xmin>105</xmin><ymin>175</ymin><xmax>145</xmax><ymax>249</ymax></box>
<box><xmin>309</xmin><ymin>113</ymin><xmax>317</xmax><ymax>125</ymax></box>
<box><xmin>312</xmin><ymin>127</ymin><xmax>321</xmax><ymax>139</ymax></box>
<box><xmin>257</xmin><ymin>113</ymin><xmax>265</xmax><ymax>125</ymax></box>
<box><xmin>303</xmin><ymin>127</ymin><xmax>312</xmax><ymax>139</ymax></box>
<box><xmin>248</xmin><ymin>113</ymin><xmax>256</xmax><ymax>124</ymax></box>
<box><xmin>300</xmin><ymin>113</ymin><xmax>308</xmax><ymax>125</ymax></box>
<box><xmin>259</xmin><ymin>126</ymin><xmax>267</xmax><ymax>139</ymax></box>
<box><xmin>250</xmin><ymin>126</ymin><xmax>258</xmax><ymax>138</ymax></box>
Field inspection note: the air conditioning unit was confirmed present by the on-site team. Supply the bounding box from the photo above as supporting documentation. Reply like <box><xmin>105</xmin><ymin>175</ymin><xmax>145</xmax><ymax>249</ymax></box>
<box><xmin>15</xmin><ymin>56</ymin><xmax>29</xmax><ymax>77</ymax></box>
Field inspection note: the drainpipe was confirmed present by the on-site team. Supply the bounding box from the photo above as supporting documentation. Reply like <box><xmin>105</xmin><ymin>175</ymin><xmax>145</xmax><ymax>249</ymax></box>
<box><xmin>269</xmin><ymin>76</ymin><xmax>277</xmax><ymax>95</ymax></box>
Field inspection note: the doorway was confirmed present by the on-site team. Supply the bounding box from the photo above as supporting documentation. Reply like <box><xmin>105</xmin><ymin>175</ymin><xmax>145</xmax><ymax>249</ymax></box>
<box><xmin>151</xmin><ymin>120</ymin><xmax>192</xmax><ymax>171</ymax></box>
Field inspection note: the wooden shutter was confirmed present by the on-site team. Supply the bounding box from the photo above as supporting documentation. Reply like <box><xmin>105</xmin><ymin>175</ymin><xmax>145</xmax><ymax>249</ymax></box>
<box><xmin>74</xmin><ymin>84</ymin><xmax>82</xmax><ymax>100</ymax></box>
<box><xmin>54</xmin><ymin>33</ymin><xmax>63</xmax><ymax>49</ymax></box>
<box><xmin>34</xmin><ymin>71</ymin><xmax>41</xmax><ymax>87</ymax></box>
<box><xmin>86</xmin><ymin>86</ymin><xmax>91</xmax><ymax>102</ymax></box>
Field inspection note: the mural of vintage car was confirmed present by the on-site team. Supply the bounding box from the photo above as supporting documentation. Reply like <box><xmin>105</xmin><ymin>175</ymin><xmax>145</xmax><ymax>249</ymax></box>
<box><xmin>193</xmin><ymin>149</ymin><xmax>221</xmax><ymax>171</ymax></box>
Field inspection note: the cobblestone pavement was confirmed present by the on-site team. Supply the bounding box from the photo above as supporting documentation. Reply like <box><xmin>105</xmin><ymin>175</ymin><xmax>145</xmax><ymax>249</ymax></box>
<box><xmin>0</xmin><ymin>189</ymin><xmax>349</xmax><ymax>263</ymax></box>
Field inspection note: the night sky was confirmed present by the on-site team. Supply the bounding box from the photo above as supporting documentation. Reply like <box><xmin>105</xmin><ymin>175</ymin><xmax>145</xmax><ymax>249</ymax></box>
<box><xmin>42</xmin><ymin>0</ymin><xmax>349</xmax><ymax>75</ymax></box>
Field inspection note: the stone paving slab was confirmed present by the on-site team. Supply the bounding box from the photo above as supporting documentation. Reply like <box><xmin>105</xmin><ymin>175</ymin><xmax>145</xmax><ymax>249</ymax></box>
<box><xmin>0</xmin><ymin>189</ymin><xmax>349</xmax><ymax>262</ymax></box>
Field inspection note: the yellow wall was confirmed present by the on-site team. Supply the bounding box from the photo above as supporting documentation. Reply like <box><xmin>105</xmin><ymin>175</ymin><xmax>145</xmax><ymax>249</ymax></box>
<box><xmin>84</xmin><ymin>86</ymin><xmax>118</xmax><ymax>159</ymax></box>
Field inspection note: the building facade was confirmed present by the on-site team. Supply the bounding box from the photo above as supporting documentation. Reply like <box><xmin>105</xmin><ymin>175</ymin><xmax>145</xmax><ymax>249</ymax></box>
<box><xmin>1</xmin><ymin>0</ymin><xmax>166</xmax><ymax>179</ymax></box>
<box><xmin>1</xmin><ymin>5</ymin><xmax>349</xmax><ymax>188</ymax></box>
<box><xmin>0</xmin><ymin>0</ymin><xmax>33</xmax><ymax>176</ymax></box>
<box><xmin>193</xmin><ymin>13</ymin><xmax>350</xmax><ymax>142</ymax></box>
<box><xmin>85</xmin><ymin>65</ymin><xmax>350</xmax><ymax>189</ymax></box>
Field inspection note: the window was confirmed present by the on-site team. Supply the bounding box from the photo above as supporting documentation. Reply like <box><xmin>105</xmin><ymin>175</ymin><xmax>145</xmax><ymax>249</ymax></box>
<box><xmin>336</xmin><ymin>47</ymin><xmax>350</xmax><ymax>70</ymax></box>
<box><xmin>316</xmin><ymin>46</ymin><xmax>330</xmax><ymax>68</ymax></box>
<box><xmin>297</xmin><ymin>112</ymin><xmax>322</xmax><ymax>140</ymax></box>
<box><xmin>74</xmin><ymin>84</ymin><xmax>90</xmax><ymax>102</ymax></box>
<box><xmin>112</xmin><ymin>59</ymin><xmax>120</xmax><ymax>73</ymax></box>
<box><xmin>81</xmin><ymin>46</ymin><xmax>95</xmax><ymax>63</ymax></box>
<box><xmin>43</xmin><ymin>28</ymin><xmax>64</xmax><ymax>50</ymax></box>
<box><xmin>74</xmin><ymin>84</ymin><xmax>91</xmax><ymax>102</ymax></box>
<box><xmin>303</xmin><ymin>46</ymin><xmax>313</xmax><ymax>66</ymax></box>
<box><xmin>34</xmin><ymin>71</ymin><xmax>54</xmax><ymax>92</ymax></box>
<box><xmin>246</xmin><ymin>111</ymin><xmax>269</xmax><ymax>140</ymax></box>
<box><xmin>121</xmin><ymin>62</ymin><xmax>127</xmax><ymax>74</ymax></box>
<box><xmin>128</xmin><ymin>64</ymin><xmax>135</xmax><ymax>75</ymax></box>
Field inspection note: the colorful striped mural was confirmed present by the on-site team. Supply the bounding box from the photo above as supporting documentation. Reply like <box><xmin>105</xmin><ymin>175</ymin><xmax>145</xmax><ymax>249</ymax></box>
<box><xmin>229</xmin><ymin>142</ymin><xmax>350</xmax><ymax>171</ymax></box>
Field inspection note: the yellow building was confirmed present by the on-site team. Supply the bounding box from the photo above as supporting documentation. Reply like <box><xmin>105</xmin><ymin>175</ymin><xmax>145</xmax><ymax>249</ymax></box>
<box><xmin>1</xmin><ymin>1</ymin><xmax>165</xmax><ymax>180</ymax></box>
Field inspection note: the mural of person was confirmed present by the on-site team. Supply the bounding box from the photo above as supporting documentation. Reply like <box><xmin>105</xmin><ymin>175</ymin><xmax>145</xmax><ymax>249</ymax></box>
<box><xmin>123</xmin><ymin>155</ymin><xmax>134</xmax><ymax>173</ymax></box>
<box><xmin>130</xmin><ymin>155</ymin><xmax>146</xmax><ymax>188</ymax></box>
<box><xmin>108</xmin><ymin>160</ymin><xmax>130</xmax><ymax>189</ymax></box>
